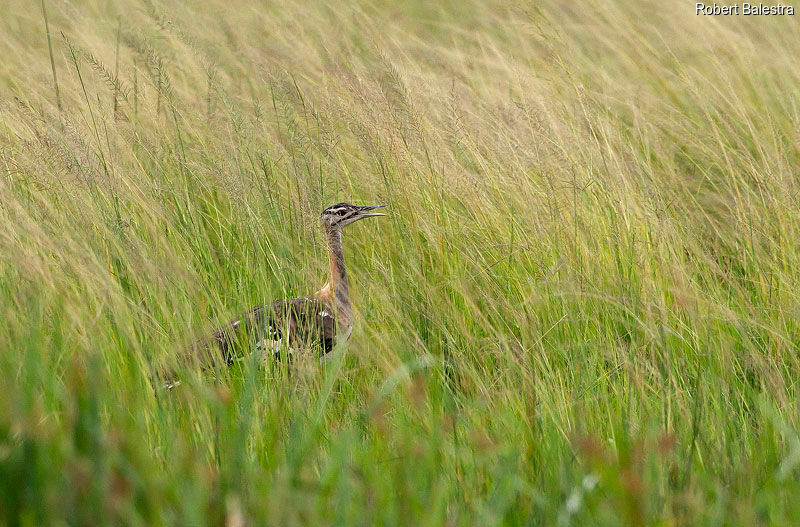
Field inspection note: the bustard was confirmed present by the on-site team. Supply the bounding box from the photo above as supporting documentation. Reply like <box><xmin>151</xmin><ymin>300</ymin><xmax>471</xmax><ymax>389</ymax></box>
<box><xmin>189</xmin><ymin>203</ymin><xmax>386</xmax><ymax>369</ymax></box>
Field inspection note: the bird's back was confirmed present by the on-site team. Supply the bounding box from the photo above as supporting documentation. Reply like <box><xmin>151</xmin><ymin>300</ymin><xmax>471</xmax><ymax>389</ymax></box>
<box><xmin>201</xmin><ymin>296</ymin><xmax>337</xmax><ymax>365</ymax></box>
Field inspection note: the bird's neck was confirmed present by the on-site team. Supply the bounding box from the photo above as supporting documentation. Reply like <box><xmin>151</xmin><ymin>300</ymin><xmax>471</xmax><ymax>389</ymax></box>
<box><xmin>320</xmin><ymin>227</ymin><xmax>350</xmax><ymax>309</ymax></box>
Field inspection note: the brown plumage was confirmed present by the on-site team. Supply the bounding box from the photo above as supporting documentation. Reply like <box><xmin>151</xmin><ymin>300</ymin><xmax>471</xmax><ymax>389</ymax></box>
<box><xmin>187</xmin><ymin>203</ymin><xmax>386</xmax><ymax>369</ymax></box>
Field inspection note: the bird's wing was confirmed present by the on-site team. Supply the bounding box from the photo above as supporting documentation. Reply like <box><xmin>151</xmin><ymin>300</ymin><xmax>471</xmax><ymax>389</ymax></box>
<box><xmin>194</xmin><ymin>296</ymin><xmax>336</xmax><ymax>366</ymax></box>
<box><xmin>275</xmin><ymin>297</ymin><xmax>337</xmax><ymax>355</ymax></box>
<box><xmin>206</xmin><ymin>303</ymin><xmax>277</xmax><ymax>364</ymax></box>
<box><xmin>175</xmin><ymin>303</ymin><xmax>276</xmax><ymax>380</ymax></box>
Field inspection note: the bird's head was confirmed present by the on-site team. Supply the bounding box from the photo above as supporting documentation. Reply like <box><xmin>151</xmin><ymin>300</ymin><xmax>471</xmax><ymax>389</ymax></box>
<box><xmin>321</xmin><ymin>202</ymin><xmax>387</xmax><ymax>229</ymax></box>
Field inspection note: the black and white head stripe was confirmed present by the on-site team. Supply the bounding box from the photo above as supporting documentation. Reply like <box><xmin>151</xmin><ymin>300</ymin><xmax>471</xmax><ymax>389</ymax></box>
<box><xmin>324</xmin><ymin>203</ymin><xmax>354</xmax><ymax>216</ymax></box>
<box><xmin>321</xmin><ymin>203</ymin><xmax>386</xmax><ymax>226</ymax></box>
<box><xmin>322</xmin><ymin>203</ymin><xmax>357</xmax><ymax>224</ymax></box>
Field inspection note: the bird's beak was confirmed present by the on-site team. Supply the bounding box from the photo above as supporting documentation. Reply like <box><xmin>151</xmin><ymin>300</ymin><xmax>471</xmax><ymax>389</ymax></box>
<box><xmin>357</xmin><ymin>204</ymin><xmax>387</xmax><ymax>218</ymax></box>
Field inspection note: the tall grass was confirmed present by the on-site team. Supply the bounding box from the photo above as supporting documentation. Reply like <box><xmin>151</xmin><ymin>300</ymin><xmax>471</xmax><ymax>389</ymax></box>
<box><xmin>1</xmin><ymin>0</ymin><xmax>800</xmax><ymax>524</ymax></box>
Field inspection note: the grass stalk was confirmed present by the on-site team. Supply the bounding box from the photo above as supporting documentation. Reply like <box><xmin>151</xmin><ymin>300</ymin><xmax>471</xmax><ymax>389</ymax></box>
<box><xmin>40</xmin><ymin>0</ymin><xmax>61</xmax><ymax>111</ymax></box>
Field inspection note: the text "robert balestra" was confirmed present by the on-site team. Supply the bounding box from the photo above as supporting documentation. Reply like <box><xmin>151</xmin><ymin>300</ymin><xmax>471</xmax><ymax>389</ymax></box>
<box><xmin>696</xmin><ymin>3</ymin><xmax>795</xmax><ymax>14</ymax></box>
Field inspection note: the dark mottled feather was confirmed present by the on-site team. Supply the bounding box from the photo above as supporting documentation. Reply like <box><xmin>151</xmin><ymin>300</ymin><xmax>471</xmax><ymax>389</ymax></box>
<box><xmin>205</xmin><ymin>297</ymin><xmax>337</xmax><ymax>365</ymax></box>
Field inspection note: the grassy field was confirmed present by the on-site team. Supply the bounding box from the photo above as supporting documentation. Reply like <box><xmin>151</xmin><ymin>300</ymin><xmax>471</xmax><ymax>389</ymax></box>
<box><xmin>2</xmin><ymin>0</ymin><xmax>800</xmax><ymax>524</ymax></box>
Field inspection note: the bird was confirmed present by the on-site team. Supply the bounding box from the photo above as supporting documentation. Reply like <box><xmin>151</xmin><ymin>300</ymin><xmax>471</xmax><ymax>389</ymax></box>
<box><xmin>186</xmin><ymin>202</ymin><xmax>387</xmax><ymax>370</ymax></box>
